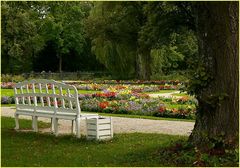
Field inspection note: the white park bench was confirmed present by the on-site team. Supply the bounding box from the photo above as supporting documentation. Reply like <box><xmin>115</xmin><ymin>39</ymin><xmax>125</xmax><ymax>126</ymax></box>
<box><xmin>14</xmin><ymin>79</ymin><xmax>98</xmax><ymax>138</ymax></box>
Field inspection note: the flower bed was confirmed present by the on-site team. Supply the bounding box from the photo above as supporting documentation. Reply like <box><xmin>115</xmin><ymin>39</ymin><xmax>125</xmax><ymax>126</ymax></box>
<box><xmin>1</xmin><ymin>81</ymin><xmax>184</xmax><ymax>92</ymax></box>
<box><xmin>1</xmin><ymin>90</ymin><xmax>196</xmax><ymax>119</ymax></box>
<box><xmin>1</xmin><ymin>80</ymin><xmax>196</xmax><ymax>119</ymax></box>
<box><xmin>65</xmin><ymin>79</ymin><xmax>185</xmax><ymax>85</ymax></box>
<box><xmin>1</xmin><ymin>82</ymin><xmax>15</xmax><ymax>89</ymax></box>
<box><xmin>75</xmin><ymin>83</ymin><xmax>182</xmax><ymax>93</ymax></box>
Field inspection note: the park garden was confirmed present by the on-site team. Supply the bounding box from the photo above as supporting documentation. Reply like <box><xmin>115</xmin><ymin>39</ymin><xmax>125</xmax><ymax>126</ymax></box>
<box><xmin>1</xmin><ymin>1</ymin><xmax>238</xmax><ymax>167</ymax></box>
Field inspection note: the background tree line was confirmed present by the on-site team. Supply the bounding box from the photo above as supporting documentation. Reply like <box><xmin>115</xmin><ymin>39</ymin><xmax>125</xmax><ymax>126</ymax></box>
<box><xmin>1</xmin><ymin>1</ymin><xmax>198</xmax><ymax>80</ymax></box>
<box><xmin>1</xmin><ymin>1</ymin><xmax>105</xmax><ymax>74</ymax></box>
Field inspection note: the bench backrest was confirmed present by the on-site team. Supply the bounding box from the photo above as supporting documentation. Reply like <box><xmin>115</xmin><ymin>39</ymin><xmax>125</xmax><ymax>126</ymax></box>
<box><xmin>14</xmin><ymin>79</ymin><xmax>81</xmax><ymax>115</ymax></box>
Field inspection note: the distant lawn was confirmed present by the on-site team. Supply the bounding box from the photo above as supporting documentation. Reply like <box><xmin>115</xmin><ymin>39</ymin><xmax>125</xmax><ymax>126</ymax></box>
<box><xmin>1</xmin><ymin>88</ymin><xmax>177</xmax><ymax>97</ymax></box>
<box><xmin>171</xmin><ymin>92</ymin><xmax>189</xmax><ymax>96</ymax></box>
<box><xmin>1</xmin><ymin>88</ymin><xmax>99</xmax><ymax>97</ymax></box>
<box><xmin>144</xmin><ymin>90</ymin><xmax>176</xmax><ymax>94</ymax></box>
<box><xmin>1</xmin><ymin>117</ymin><xmax>237</xmax><ymax>167</ymax></box>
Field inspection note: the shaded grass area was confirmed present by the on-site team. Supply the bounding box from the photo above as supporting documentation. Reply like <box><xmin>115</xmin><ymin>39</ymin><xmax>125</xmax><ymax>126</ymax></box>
<box><xmin>1</xmin><ymin>116</ymin><xmax>50</xmax><ymax>129</ymax></box>
<box><xmin>1</xmin><ymin>117</ymin><xmax>237</xmax><ymax>167</ymax></box>
<box><xmin>1</xmin><ymin>117</ymin><xmax>186</xmax><ymax>167</ymax></box>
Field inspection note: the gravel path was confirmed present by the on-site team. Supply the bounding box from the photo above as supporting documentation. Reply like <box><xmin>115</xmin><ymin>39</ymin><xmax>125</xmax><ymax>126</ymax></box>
<box><xmin>1</xmin><ymin>107</ymin><xmax>194</xmax><ymax>136</ymax></box>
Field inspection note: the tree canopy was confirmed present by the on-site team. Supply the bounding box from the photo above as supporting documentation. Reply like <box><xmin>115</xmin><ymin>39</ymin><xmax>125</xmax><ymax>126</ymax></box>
<box><xmin>2</xmin><ymin>1</ymin><xmax>198</xmax><ymax>79</ymax></box>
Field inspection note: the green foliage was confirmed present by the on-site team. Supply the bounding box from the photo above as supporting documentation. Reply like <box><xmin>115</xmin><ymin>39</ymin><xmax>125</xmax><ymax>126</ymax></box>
<box><xmin>86</xmin><ymin>2</ymin><xmax>141</xmax><ymax>79</ymax></box>
<box><xmin>1</xmin><ymin>1</ymin><xmax>104</xmax><ymax>74</ymax></box>
<box><xmin>150</xmin><ymin>29</ymin><xmax>198</xmax><ymax>77</ymax></box>
<box><xmin>2</xmin><ymin>1</ymin><xmax>198</xmax><ymax>80</ymax></box>
<box><xmin>1</xmin><ymin>1</ymin><xmax>45</xmax><ymax>73</ymax></box>
<box><xmin>186</xmin><ymin>64</ymin><xmax>213</xmax><ymax>96</ymax></box>
<box><xmin>1</xmin><ymin>74</ymin><xmax>25</xmax><ymax>82</ymax></box>
<box><xmin>86</xmin><ymin>2</ymin><xmax>198</xmax><ymax>79</ymax></box>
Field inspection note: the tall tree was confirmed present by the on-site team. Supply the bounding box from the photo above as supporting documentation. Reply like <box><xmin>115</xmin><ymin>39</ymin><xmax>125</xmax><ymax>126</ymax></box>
<box><xmin>189</xmin><ymin>1</ymin><xmax>239</xmax><ymax>149</ymax></box>
<box><xmin>1</xmin><ymin>1</ymin><xmax>44</xmax><ymax>73</ymax></box>
<box><xmin>86</xmin><ymin>2</ymin><xmax>142</xmax><ymax>79</ymax></box>
<box><xmin>41</xmin><ymin>2</ymin><xmax>86</xmax><ymax>73</ymax></box>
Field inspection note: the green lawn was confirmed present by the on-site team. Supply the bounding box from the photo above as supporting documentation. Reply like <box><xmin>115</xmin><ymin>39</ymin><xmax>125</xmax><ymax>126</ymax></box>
<box><xmin>164</xmin><ymin>103</ymin><xmax>195</xmax><ymax>109</ymax></box>
<box><xmin>144</xmin><ymin>90</ymin><xmax>176</xmax><ymax>94</ymax></box>
<box><xmin>1</xmin><ymin>88</ymin><xmax>178</xmax><ymax>97</ymax></box>
<box><xmin>1</xmin><ymin>88</ymin><xmax>99</xmax><ymax>97</ymax></box>
<box><xmin>1</xmin><ymin>117</ymin><xmax>237</xmax><ymax>167</ymax></box>
<box><xmin>172</xmin><ymin>92</ymin><xmax>189</xmax><ymax>96</ymax></box>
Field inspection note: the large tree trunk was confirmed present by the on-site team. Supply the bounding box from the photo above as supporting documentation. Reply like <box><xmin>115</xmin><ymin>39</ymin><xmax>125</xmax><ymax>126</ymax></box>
<box><xmin>189</xmin><ymin>2</ymin><xmax>239</xmax><ymax>149</ymax></box>
<box><xmin>137</xmin><ymin>49</ymin><xmax>151</xmax><ymax>80</ymax></box>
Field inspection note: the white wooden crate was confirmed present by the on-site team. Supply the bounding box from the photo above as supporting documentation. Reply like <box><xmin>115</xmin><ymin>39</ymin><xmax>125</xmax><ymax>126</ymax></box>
<box><xmin>86</xmin><ymin>117</ymin><xmax>113</xmax><ymax>140</ymax></box>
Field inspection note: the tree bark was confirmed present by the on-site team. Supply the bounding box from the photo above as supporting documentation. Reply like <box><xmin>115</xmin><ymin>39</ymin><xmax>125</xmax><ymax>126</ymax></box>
<box><xmin>189</xmin><ymin>2</ymin><xmax>239</xmax><ymax>149</ymax></box>
<box><xmin>137</xmin><ymin>49</ymin><xmax>151</xmax><ymax>80</ymax></box>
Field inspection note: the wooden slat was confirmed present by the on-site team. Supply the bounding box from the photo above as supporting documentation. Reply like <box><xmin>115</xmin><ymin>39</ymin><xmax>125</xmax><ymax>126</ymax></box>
<box><xmin>59</xmin><ymin>86</ymin><xmax>65</xmax><ymax>108</ymax></box>
<box><xmin>20</xmin><ymin>86</ymin><xmax>25</xmax><ymax>104</ymax></box>
<box><xmin>39</xmin><ymin>83</ymin><xmax>44</xmax><ymax>107</ymax></box>
<box><xmin>98</xmin><ymin>118</ymin><xmax>111</xmax><ymax>124</ymax></box>
<box><xmin>52</xmin><ymin>84</ymin><xmax>58</xmax><ymax>111</ymax></box>
<box><xmin>45</xmin><ymin>84</ymin><xmax>51</xmax><ymax>107</ymax></box>
<box><xmin>87</xmin><ymin>130</ymin><xmax>111</xmax><ymax>136</ymax></box>
<box><xmin>14</xmin><ymin>88</ymin><xmax>19</xmax><ymax>105</ymax></box>
<box><xmin>26</xmin><ymin>84</ymin><xmax>31</xmax><ymax>105</ymax></box>
<box><xmin>17</xmin><ymin>104</ymin><xmax>34</xmax><ymax>110</ymax></box>
<box><xmin>67</xmin><ymin>89</ymin><xmax>73</xmax><ymax>109</ymax></box>
<box><xmin>87</xmin><ymin>124</ymin><xmax>111</xmax><ymax>130</ymax></box>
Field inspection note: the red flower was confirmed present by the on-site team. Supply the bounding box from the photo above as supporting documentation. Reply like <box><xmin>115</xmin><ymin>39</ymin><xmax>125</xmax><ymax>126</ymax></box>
<box><xmin>105</xmin><ymin>92</ymin><xmax>116</xmax><ymax>98</ymax></box>
<box><xmin>99</xmin><ymin>102</ymin><xmax>109</xmax><ymax>109</ymax></box>
<box><xmin>159</xmin><ymin>107</ymin><xmax>166</xmax><ymax>113</ymax></box>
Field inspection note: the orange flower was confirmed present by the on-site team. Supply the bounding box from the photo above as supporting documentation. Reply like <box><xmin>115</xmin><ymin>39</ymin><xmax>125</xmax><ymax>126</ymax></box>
<box><xmin>99</xmin><ymin>102</ymin><xmax>109</xmax><ymax>109</ymax></box>
<box><xmin>172</xmin><ymin>108</ymin><xmax>178</xmax><ymax>113</ymax></box>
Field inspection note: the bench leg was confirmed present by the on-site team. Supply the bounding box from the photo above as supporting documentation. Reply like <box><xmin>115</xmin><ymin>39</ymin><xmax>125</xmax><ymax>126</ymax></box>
<box><xmin>14</xmin><ymin>113</ymin><xmax>19</xmax><ymax>130</ymax></box>
<box><xmin>54</xmin><ymin>118</ymin><xmax>58</xmax><ymax>136</ymax></box>
<box><xmin>71</xmin><ymin>120</ymin><xmax>75</xmax><ymax>134</ymax></box>
<box><xmin>32</xmin><ymin>116</ymin><xmax>34</xmax><ymax>130</ymax></box>
<box><xmin>51</xmin><ymin>118</ymin><xmax>54</xmax><ymax>133</ymax></box>
<box><xmin>33</xmin><ymin>116</ymin><xmax>38</xmax><ymax>132</ymax></box>
<box><xmin>76</xmin><ymin>118</ymin><xmax>80</xmax><ymax>138</ymax></box>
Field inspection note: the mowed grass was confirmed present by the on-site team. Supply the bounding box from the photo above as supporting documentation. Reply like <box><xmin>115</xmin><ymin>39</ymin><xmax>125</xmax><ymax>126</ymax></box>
<box><xmin>1</xmin><ymin>88</ymin><xmax>100</xmax><ymax>97</ymax></box>
<box><xmin>171</xmin><ymin>92</ymin><xmax>189</xmax><ymax>96</ymax></box>
<box><xmin>1</xmin><ymin>88</ymin><xmax>177</xmax><ymax>97</ymax></box>
<box><xmin>144</xmin><ymin>89</ymin><xmax>176</xmax><ymax>94</ymax></box>
<box><xmin>1</xmin><ymin>117</ymin><xmax>187</xmax><ymax>167</ymax></box>
<box><xmin>2</xmin><ymin>117</ymin><xmax>237</xmax><ymax>167</ymax></box>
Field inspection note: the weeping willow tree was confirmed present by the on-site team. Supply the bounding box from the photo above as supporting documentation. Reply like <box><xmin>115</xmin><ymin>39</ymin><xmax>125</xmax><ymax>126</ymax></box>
<box><xmin>91</xmin><ymin>38</ymin><xmax>135</xmax><ymax>78</ymax></box>
<box><xmin>86</xmin><ymin>2</ymin><xmax>143</xmax><ymax>79</ymax></box>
